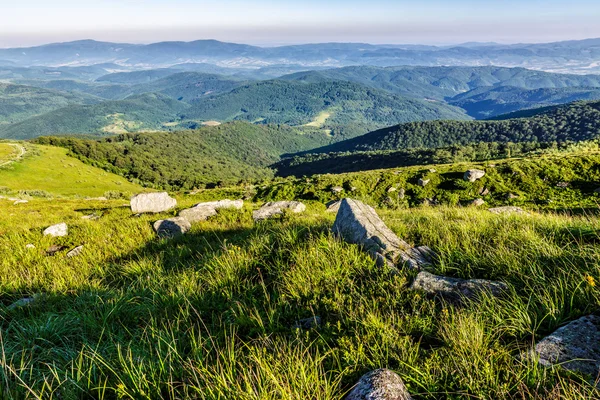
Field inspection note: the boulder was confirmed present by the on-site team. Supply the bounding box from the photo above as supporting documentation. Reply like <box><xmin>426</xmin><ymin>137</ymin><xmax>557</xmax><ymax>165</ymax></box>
<box><xmin>464</xmin><ymin>169</ymin><xmax>486</xmax><ymax>182</ymax></box>
<box><xmin>471</xmin><ymin>198</ymin><xmax>485</xmax><ymax>207</ymax></box>
<box><xmin>43</xmin><ymin>223</ymin><xmax>68</xmax><ymax>237</ymax></box>
<box><xmin>253</xmin><ymin>201</ymin><xmax>306</xmax><ymax>221</ymax></box>
<box><xmin>130</xmin><ymin>192</ymin><xmax>177</xmax><ymax>214</ymax></box>
<box><xmin>397</xmin><ymin>188</ymin><xmax>406</xmax><ymax>199</ymax></box>
<box><xmin>179</xmin><ymin>206</ymin><xmax>218</xmax><ymax>223</ymax></box>
<box><xmin>417</xmin><ymin>178</ymin><xmax>430</xmax><ymax>187</ymax></box>
<box><xmin>411</xmin><ymin>271</ymin><xmax>507</xmax><ymax>302</ymax></box>
<box><xmin>153</xmin><ymin>217</ymin><xmax>191</xmax><ymax>238</ymax></box>
<box><xmin>192</xmin><ymin>199</ymin><xmax>243</xmax><ymax>210</ymax></box>
<box><xmin>332</xmin><ymin>199</ymin><xmax>433</xmax><ymax>270</ymax></box>
<box><xmin>533</xmin><ymin>315</ymin><xmax>600</xmax><ymax>376</ymax></box>
<box><xmin>66</xmin><ymin>245</ymin><xmax>84</xmax><ymax>258</ymax></box>
<box><xmin>326</xmin><ymin>200</ymin><xmax>342</xmax><ymax>213</ymax></box>
<box><xmin>332</xmin><ymin>186</ymin><xmax>344</xmax><ymax>194</ymax></box>
<box><xmin>489</xmin><ymin>206</ymin><xmax>525</xmax><ymax>215</ymax></box>
<box><xmin>46</xmin><ymin>245</ymin><xmax>68</xmax><ymax>256</ymax></box>
<box><xmin>346</xmin><ymin>369</ymin><xmax>413</xmax><ymax>400</ymax></box>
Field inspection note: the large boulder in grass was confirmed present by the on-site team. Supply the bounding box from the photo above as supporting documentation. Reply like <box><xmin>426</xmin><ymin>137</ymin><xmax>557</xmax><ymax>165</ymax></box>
<box><xmin>179</xmin><ymin>199</ymin><xmax>243</xmax><ymax>223</ymax></box>
<box><xmin>153</xmin><ymin>217</ymin><xmax>191</xmax><ymax>238</ymax></box>
<box><xmin>130</xmin><ymin>192</ymin><xmax>177</xmax><ymax>214</ymax></box>
<box><xmin>411</xmin><ymin>271</ymin><xmax>507</xmax><ymax>302</ymax></box>
<box><xmin>252</xmin><ymin>201</ymin><xmax>306</xmax><ymax>221</ymax></box>
<box><xmin>43</xmin><ymin>223</ymin><xmax>68</xmax><ymax>237</ymax></box>
<box><xmin>534</xmin><ymin>315</ymin><xmax>600</xmax><ymax>376</ymax></box>
<box><xmin>346</xmin><ymin>369</ymin><xmax>413</xmax><ymax>400</ymax></box>
<box><xmin>464</xmin><ymin>169</ymin><xmax>486</xmax><ymax>182</ymax></box>
<box><xmin>332</xmin><ymin>198</ymin><xmax>434</xmax><ymax>270</ymax></box>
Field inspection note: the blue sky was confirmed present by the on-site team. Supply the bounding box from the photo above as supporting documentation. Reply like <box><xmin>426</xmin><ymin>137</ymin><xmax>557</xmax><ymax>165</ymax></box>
<box><xmin>1</xmin><ymin>0</ymin><xmax>600</xmax><ymax>47</ymax></box>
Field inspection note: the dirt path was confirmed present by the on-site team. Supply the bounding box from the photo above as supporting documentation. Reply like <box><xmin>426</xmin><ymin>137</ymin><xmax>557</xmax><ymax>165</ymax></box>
<box><xmin>0</xmin><ymin>143</ymin><xmax>26</xmax><ymax>167</ymax></box>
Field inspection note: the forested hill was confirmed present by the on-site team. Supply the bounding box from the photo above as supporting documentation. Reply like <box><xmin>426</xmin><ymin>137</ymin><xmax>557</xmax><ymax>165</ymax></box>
<box><xmin>307</xmin><ymin>100</ymin><xmax>600</xmax><ymax>153</ymax></box>
<box><xmin>184</xmin><ymin>79</ymin><xmax>470</xmax><ymax>126</ymax></box>
<box><xmin>35</xmin><ymin>122</ymin><xmax>334</xmax><ymax>189</ymax></box>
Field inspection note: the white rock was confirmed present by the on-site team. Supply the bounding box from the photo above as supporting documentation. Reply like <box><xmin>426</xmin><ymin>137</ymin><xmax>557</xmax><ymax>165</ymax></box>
<box><xmin>130</xmin><ymin>192</ymin><xmax>177</xmax><ymax>214</ymax></box>
<box><xmin>252</xmin><ymin>201</ymin><xmax>306</xmax><ymax>221</ymax></box>
<box><xmin>43</xmin><ymin>223</ymin><xmax>68</xmax><ymax>237</ymax></box>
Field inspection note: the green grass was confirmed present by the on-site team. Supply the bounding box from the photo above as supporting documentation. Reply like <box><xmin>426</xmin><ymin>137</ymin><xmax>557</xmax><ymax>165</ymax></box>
<box><xmin>0</xmin><ymin>143</ymin><xmax>17</xmax><ymax>163</ymax></box>
<box><xmin>0</xmin><ymin>195</ymin><xmax>599</xmax><ymax>398</ymax></box>
<box><xmin>0</xmin><ymin>144</ymin><xmax>142</xmax><ymax>197</ymax></box>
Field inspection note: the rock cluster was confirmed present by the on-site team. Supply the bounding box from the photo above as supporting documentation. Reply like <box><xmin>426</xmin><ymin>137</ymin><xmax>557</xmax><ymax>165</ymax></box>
<box><xmin>253</xmin><ymin>201</ymin><xmax>306</xmax><ymax>221</ymax></box>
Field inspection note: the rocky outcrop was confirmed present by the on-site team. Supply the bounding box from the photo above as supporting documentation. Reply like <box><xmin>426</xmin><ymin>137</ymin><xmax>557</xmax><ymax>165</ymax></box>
<box><xmin>326</xmin><ymin>200</ymin><xmax>342</xmax><ymax>213</ymax></box>
<box><xmin>153</xmin><ymin>217</ymin><xmax>191</xmax><ymax>238</ymax></box>
<box><xmin>253</xmin><ymin>201</ymin><xmax>306</xmax><ymax>221</ymax></box>
<box><xmin>130</xmin><ymin>192</ymin><xmax>177</xmax><ymax>214</ymax></box>
<box><xmin>332</xmin><ymin>199</ymin><xmax>433</xmax><ymax>270</ymax></box>
<box><xmin>464</xmin><ymin>169</ymin><xmax>485</xmax><ymax>182</ymax></box>
<box><xmin>411</xmin><ymin>271</ymin><xmax>507</xmax><ymax>302</ymax></box>
<box><xmin>43</xmin><ymin>223</ymin><xmax>68</xmax><ymax>237</ymax></box>
<box><xmin>346</xmin><ymin>369</ymin><xmax>413</xmax><ymax>400</ymax></box>
<box><xmin>489</xmin><ymin>206</ymin><xmax>525</xmax><ymax>215</ymax></box>
<box><xmin>534</xmin><ymin>315</ymin><xmax>600</xmax><ymax>376</ymax></box>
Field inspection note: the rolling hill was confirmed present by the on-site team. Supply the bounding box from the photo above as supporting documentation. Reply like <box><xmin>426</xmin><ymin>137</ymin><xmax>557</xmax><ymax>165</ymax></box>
<box><xmin>35</xmin><ymin>122</ymin><xmax>335</xmax><ymax>189</ymax></box>
<box><xmin>0</xmin><ymin>93</ymin><xmax>190</xmax><ymax>139</ymax></box>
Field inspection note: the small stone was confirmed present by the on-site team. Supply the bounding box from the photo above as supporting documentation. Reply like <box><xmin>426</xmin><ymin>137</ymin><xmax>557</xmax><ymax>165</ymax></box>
<box><xmin>331</xmin><ymin>186</ymin><xmax>344</xmax><ymax>194</ymax></box>
<box><xmin>387</xmin><ymin>187</ymin><xmax>397</xmax><ymax>193</ymax></box>
<box><xmin>428</xmin><ymin>168</ymin><xmax>437</xmax><ymax>173</ymax></box>
<box><xmin>418</xmin><ymin>178</ymin><xmax>430</xmax><ymax>187</ymax></box>
<box><xmin>464</xmin><ymin>169</ymin><xmax>486</xmax><ymax>182</ymax></box>
<box><xmin>346</xmin><ymin>368</ymin><xmax>413</xmax><ymax>400</ymax></box>
<box><xmin>46</xmin><ymin>245</ymin><xmax>68</xmax><ymax>256</ymax></box>
<box><xmin>478</xmin><ymin>187</ymin><xmax>490</xmax><ymax>196</ymax></box>
<box><xmin>505</xmin><ymin>193</ymin><xmax>519</xmax><ymax>200</ymax></box>
<box><xmin>534</xmin><ymin>315</ymin><xmax>600</xmax><ymax>376</ymax></box>
<box><xmin>153</xmin><ymin>217</ymin><xmax>191</xmax><ymax>238</ymax></box>
<box><xmin>397</xmin><ymin>188</ymin><xmax>406</xmax><ymax>199</ymax></box>
<box><xmin>25</xmin><ymin>244</ymin><xmax>35</xmax><ymax>249</ymax></box>
<box><xmin>81</xmin><ymin>213</ymin><xmax>101</xmax><ymax>220</ymax></box>
<box><xmin>130</xmin><ymin>192</ymin><xmax>177</xmax><ymax>214</ymax></box>
<box><xmin>294</xmin><ymin>316</ymin><xmax>322</xmax><ymax>330</ymax></box>
<box><xmin>66</xmin><ymin>245</ymin><xmax>84</xmax><ymax>258</ymax></box>
<box><xmin>8</xmin><ymin>296</ymin><xmax>37</xmax><ymax>311</ymax></box>
<box><xmin>43</xmin><ymin>223</ymin><xmax>68</xmax><ymax>237</ymax></box>
<box><xmin>489</xmin><ymin>206</ymin><xmax>525</xmax><ymax>215</ymax></box>
<box><xmin>411</xmin><ymin>271</ymin><xmax>507</xmax><ymax>303</ymax></box>
<box><xmin>471</xmin><ymin>198</ymin><xmax>485</xmax><ymax>207</ymax></box>
<box><xmin>556</xmin><ymin>182</ymin><xmax>570</xmax><ymax>188</ymax></box>
<box><xmin>252</xmin><ymin>201</ymin><xmax>306</xmax><ymax>221</ymax></box>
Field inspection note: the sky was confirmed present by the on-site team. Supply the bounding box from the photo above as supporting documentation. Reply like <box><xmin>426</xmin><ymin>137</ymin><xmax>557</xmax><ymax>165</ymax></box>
<box><xmin>1</xmin><ymin>0</ymin><xmax>600</xmax><ymax>48</ymax></box>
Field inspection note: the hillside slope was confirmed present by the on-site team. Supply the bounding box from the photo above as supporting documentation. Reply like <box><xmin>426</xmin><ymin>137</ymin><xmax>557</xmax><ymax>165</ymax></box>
<box><xmin>0</xmin><ymin>143</ymin><xmax>141</xmax><ymax>197</ymax></box>
<box><xmin>36</xmin><ymin>122</ymin><xmax>334</xmax><ymax>189</ymax></box>
<box><xmin>309</xmin><ymin>100</ymin><xmax>600</xmax><ymax>154</ymax></box>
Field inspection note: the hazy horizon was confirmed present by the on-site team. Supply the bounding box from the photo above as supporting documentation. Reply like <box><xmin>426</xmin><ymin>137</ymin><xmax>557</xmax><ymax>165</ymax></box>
<box><xmin>2</xmin><ymin>0</ymin><xmax>600</xmax><ymax>48</ymax></box>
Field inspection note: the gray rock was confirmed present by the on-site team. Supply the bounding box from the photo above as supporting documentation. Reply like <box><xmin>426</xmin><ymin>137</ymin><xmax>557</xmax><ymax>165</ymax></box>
<box><xmin>46</xmin><ymin>245</ymin><xmax>68</xmax><ymax>256</ymax></box>
<box><xmin>417</xmin><ymin>178</ymin><xmax>430</xmax><ymax>187</ymax></box>
<box><xmin>81</xmin><ymin>213</ymin><xmax>101</xmax><ymax>220</ymax></box>
<box><xmin>179</xmin><ymin>206</ymin><xmax>218</xmax><ymax>223</ymax></box>
<box><xmin>471</xmin><ymin>198</ymin><xmax>485</xmax><ymax>207</ymax></box>
<box><xmin>192</xmin><ymin>199</ymin><xmax>244</xmax><ymax>210</ymax></box>
<box><xmin>489</xmin><ymin>206</ymin><xmax>525</xmax><ymax>215</ymax></box>
<box><xmin>387</xmin><ymin>187</ymin><xmax>397</xmax><ymax>193</ymax></box>
<box><xmin>153</xmin><ymin>217</ymin><xmax>191</xmax><ymax>238</ymax></box>
<box><xmin>411</xmin><ymin>271</ymin><xmax>507</xmax><ymax>302</ymax></box>
<box><xmin>332</xmin><ymin>186</ymin><xmax>344</xmax><ymax>194</ymax></box>
<box><xmin>66</xmin><ymin>245</ymin><xmax>84</xmax><ymax>258</ymax></box>
<box><xmin>556</xmin><ymin>182</ymin><xmax>570</xmax><ymax>188</ymax></box>
<box><xmin>43</xmin><ymin>222</ymin><xmax>68</xmax><ymax>237</ymax></box>
<box><xmin>294</xmin><ymin>316</ymin><xmax>322</xmax><ymax>330</ymax></box>
<box><xmin>326</xmin><ymin>200</ymin><xmax>342</xmax><ymax>213</ymax></box>
<box><xmin>346</xmin><ymin>369</ymin><xmax>413</xmax><ymax>400</ymax></box>
<box><xmin>478</xmin><ymin>187</ymin><xmax>490</xmax><ymax>196</ymax></box>
<box><xmin>464</xmin><ymin>169</ymin><xmax>486</xmax><ymax>182</ymax></box>
<box><xmin>397</xmin><ymin>188</ymin><xmax>405</xmax><ymax>199</ymax></box>
<box><xmin>332</xmin><ymin>199</ymin><xmax>433</xmax><ymax>270</ymax></box>
<box><xmin>130</xmin><ymin>192</ymin><xmax>177</xmax><ymax>214</ymax></box>
<box><xmin>534</xmin><ymin>315</ymin><xmax>600</xmax><ymax>376</ymax></box>
<box><xmin>253</xmin><ymin>201</ymin><xmax>306</xmax><ymax>221</ymax></box>
<box><xmin>428</xmin><ymin>168</ymin><xmax>437</xmax><ymax>173</ymax></box>
<box><xmin>8</xmin><ymin>296</ymin><xmax>37</xmax><ymax>310</ymax></box>
<box><xmin>505</xmin><ymin>193</ymin><xmax>519</xmax><ymax>200</ymax></box>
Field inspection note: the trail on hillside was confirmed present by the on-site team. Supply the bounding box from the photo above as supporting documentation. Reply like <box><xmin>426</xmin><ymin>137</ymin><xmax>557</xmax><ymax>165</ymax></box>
<box><xmin>0</xmin><ymin>143</ymin><xmax>26</xmax><ymax>167</ymax></box>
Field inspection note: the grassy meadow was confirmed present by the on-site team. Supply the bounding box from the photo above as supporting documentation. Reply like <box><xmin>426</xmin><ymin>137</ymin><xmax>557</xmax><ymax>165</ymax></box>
<box><xmin>1</xmin><ymin>194</ymin><xmax>600</xmax><ymax>398</ymax></box>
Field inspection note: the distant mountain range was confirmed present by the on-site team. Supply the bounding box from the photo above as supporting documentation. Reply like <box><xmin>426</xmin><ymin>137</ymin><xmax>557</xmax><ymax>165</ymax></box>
<box><xmin>2</xmin><ymin>38</ymin><xmax>600</xmax><ymax>74</ymax></box>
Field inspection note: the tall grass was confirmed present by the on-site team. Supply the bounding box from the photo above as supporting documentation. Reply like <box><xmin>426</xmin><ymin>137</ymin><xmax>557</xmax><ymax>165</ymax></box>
<box><xmin>1</xmin><ymin>199</ymin><xmax>599</xmax><ymax>398</ymax></box>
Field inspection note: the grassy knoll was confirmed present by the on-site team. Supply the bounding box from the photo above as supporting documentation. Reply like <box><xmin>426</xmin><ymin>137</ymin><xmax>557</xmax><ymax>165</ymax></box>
<box><xmin>0</xmin><ymin>143</ymin><xmax>17</xmax><ymax>164</ymax></box>
<box><xmin>0</xmin><ymin>144</ymin><xmax>142</xmax><ymax>197</ymax></box>
<box><xmin>0</xmin><ymin>194</ymin><xmax>599</xmax><ymax>398</ymax></box>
